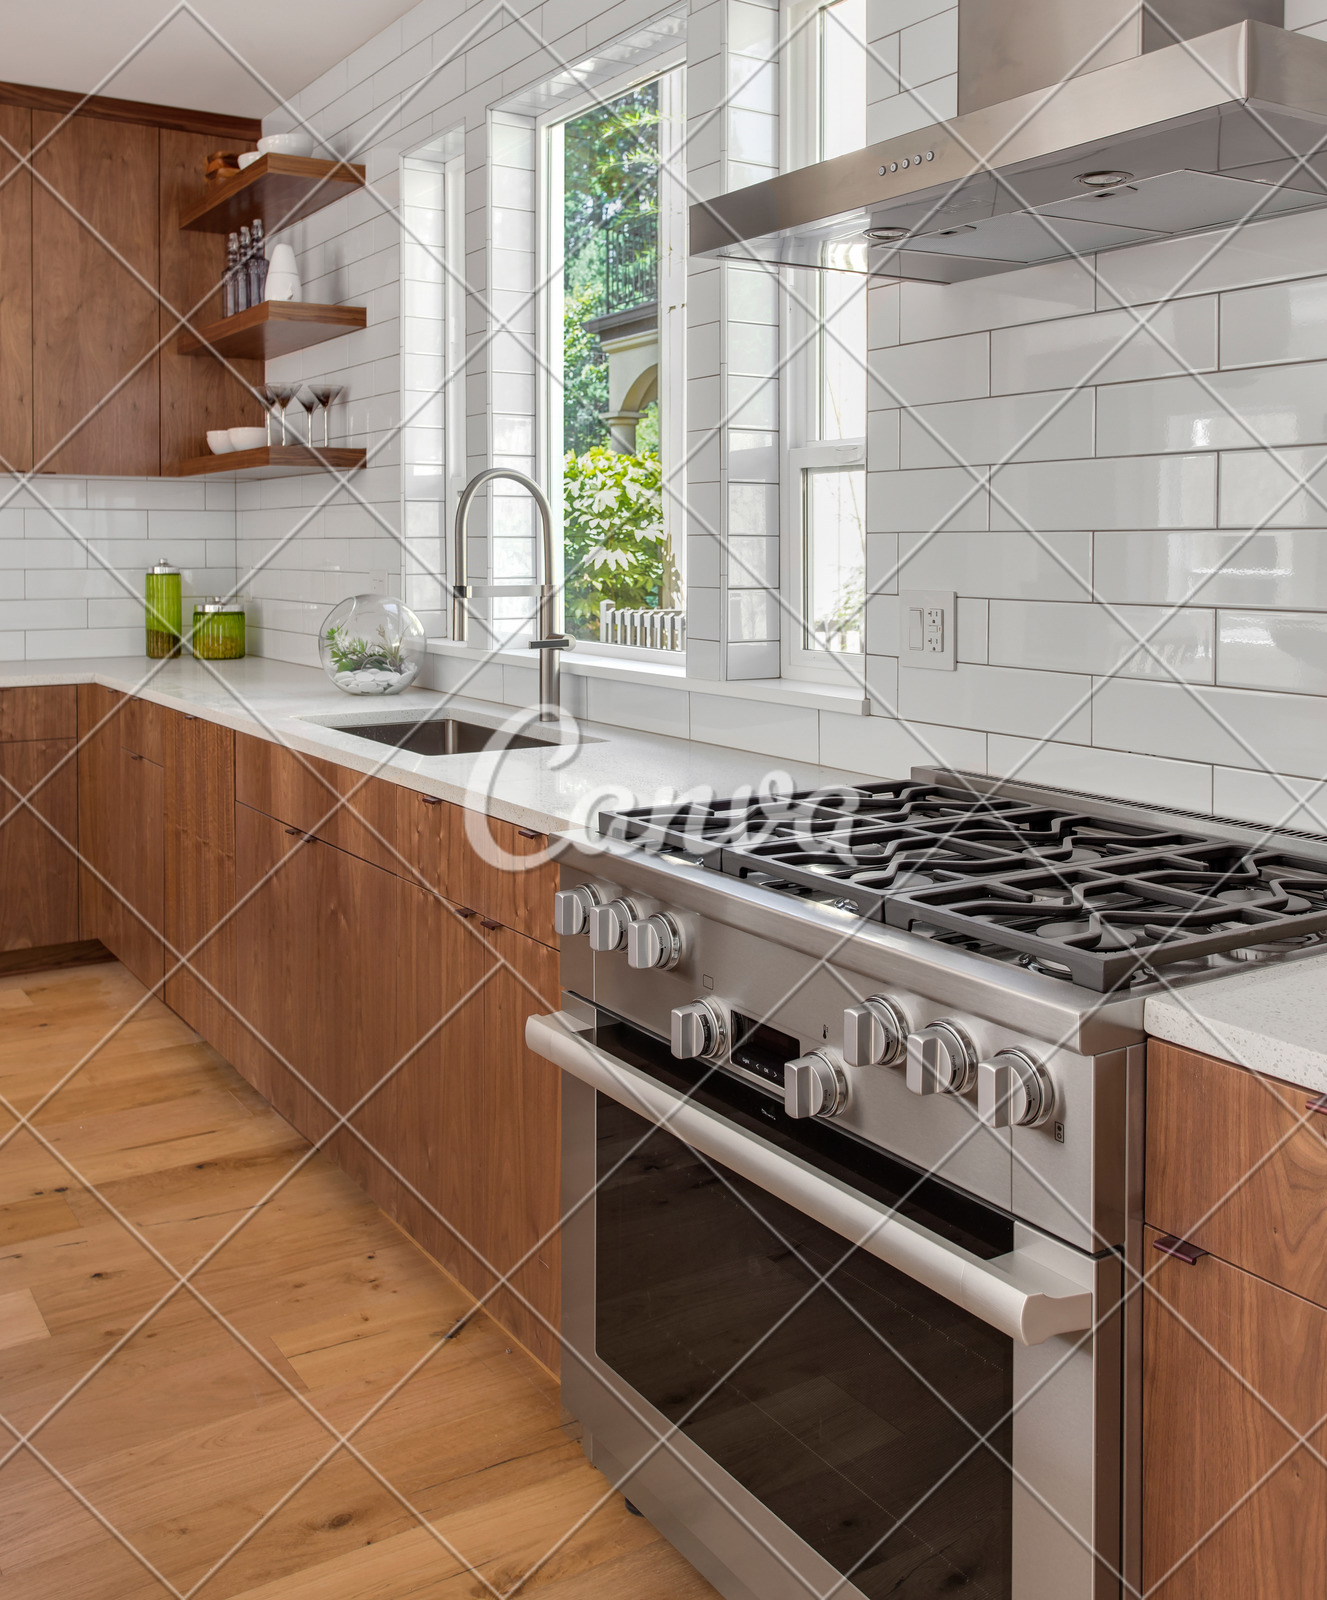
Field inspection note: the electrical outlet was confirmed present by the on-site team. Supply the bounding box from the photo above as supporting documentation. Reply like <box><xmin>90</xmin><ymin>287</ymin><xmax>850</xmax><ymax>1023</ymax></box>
<box><xmin>899</xmin><ymin>589</ymin><xmax>956</xmax><ymax>671</ymax></box>
<box><xmin>369</xmin><ymin>570</ymin><xmax>389</xmax><ymax>596</ymax></box>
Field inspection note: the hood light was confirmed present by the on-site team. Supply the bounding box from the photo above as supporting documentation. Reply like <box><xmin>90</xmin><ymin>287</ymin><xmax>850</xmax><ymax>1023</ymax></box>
<box><xmin>865</xmin><ymin>226</ymin><xmax>911</xmax><ymax>243</ymax></box>
<box><xmin>1076</xmin><ymin>169</ymin><xmax>1134</xmax><ymax>189</ymax></box>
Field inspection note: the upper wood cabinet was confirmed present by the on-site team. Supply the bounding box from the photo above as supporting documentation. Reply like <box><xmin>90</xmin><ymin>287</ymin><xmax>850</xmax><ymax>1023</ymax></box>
<box><xmin>32</xmin><ymin>113</ymin><xmax>161</xmax><ymax>476</ymax></box>
<box><xmin>0</xmin><ymin>106</ymin><xmax>33</xmax><ymax>472</ymax></box>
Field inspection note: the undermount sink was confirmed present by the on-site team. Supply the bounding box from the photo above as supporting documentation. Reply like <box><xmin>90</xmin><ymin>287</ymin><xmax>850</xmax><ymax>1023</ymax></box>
<box><xmin>324</xmin><ymin>716</ymin><xmax>566</xmax><ymax>755</ymax></box>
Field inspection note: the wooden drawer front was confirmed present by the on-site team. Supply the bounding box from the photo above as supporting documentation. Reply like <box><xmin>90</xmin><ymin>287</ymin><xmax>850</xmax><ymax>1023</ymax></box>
<box><xmin>0</xmin><ymin>685</ymin><xmax>76</xmax><ymax>742</ymax></box>
<box><xmin>119</xmin><ymin>696</ymin><xmax>165</xmax><ymax>764</ymax></box>
<box><xmin>1147</xmin><ymin>1040</ymin><xmax>1327</xmax><ymax>1306</ymax></box>
<box><xmin>0</xmin><ymin>738</ymin><xmax>78</xmax><ymax>949</ymax></box>
<box><xmin>1143</xmin><ymin>1231</ymin><xmax>1327</xmax><ymax>1599</ymax></box>
<box><xmin>234</xmin><ymin>733</ymin><xmax>441</xmax><ymax>883</ymax></box>
<box><xmin>78</xmin><ymin>682</ymin><xmax>124</xmax><ymax>748</ymax></box>
<box><xmin>445</xmin><ymin>808</ymin><xmax>557</xmax><ymax>945</ymax></box>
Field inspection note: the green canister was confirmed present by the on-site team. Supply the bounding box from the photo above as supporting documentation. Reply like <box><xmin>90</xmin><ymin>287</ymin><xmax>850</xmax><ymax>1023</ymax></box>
<box><xmin>190</xmin><ymin>598</ymin><xmax>246</xmax><ymax>660</ymax></box>
<box><xmin>145</xmin><ymin>560</ymin><xmax>182</xmax><ymax>658</ymax></box>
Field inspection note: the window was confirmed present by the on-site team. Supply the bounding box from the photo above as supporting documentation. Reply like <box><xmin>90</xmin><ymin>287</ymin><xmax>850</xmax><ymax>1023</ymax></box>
<box><xmin>783</xmin><ymin>0</ymin><xmax>868</xmax><ymax>678</ymax></box>
<box><xmin>543</xmin><ymin>65</ymin><xmax>687</xmax><ymax>655</ymax></box>
<box><xmin>401</xmin><ymin>133</ymin><xmax>465</xmax><ymax>638</ymax></box>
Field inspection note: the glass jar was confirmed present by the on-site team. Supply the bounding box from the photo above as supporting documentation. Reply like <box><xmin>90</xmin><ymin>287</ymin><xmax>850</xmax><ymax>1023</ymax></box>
<box><xmin>190</xmin><ymin>598</ymin><xmax>246</xmax><ymax>660</ymax></box>
<box><xmin>145</xmin><ymin>560</ymin><xmax>182</xmax><ymax>658</ymax></box>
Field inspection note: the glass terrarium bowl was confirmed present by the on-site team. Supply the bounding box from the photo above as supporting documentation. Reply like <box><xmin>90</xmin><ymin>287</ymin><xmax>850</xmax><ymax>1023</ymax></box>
<box><xmin>318</xmin><ymin>595</ymin><xmax>426</xmax><ymax>695</ymax></box>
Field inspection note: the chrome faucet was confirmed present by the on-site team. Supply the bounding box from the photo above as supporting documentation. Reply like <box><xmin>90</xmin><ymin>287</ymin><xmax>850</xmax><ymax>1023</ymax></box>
<box><xmin>452</xmin><ymin>468</ymin><xmax>572</xmax><ymax>722</ymax></box>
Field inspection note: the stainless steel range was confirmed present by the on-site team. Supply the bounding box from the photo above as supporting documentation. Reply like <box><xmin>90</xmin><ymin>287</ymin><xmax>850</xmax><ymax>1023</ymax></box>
<box><xmin>525</xmin><ymin>768</ymin><xmax>1327</xmax><ymax>1600</ymax></box>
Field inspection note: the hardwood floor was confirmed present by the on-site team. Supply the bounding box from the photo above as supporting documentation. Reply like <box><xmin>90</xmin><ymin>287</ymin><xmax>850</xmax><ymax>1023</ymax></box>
<box><xmin>0</xmin><ymin>960</ymin><xmax>718</xmax><ymax>1600</ymax></box>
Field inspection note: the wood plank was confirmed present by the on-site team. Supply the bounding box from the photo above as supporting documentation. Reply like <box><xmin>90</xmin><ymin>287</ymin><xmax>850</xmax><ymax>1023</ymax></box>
<box><xmin>0</xmin><ymin>79</ymin><xmax>261</xmax><ymax>141</ymax></box>
<box><xmin>176</xmin><ymin>299</ymin><xmax>367</xmax><ymax>360</ymax></box>
<box><xmin>163</xmin><ymin>709</ymin><xmax>237</xmax><ymax>1056</ymax></box>
<box><xmin>1143</xmin><ymin>1228</ymin><xmax>1327</xmax><ymax>1598</ymax></box>
<box><xmin>118</xmin><ymin>694</ymin><xmax>165</xmax><ymax>763</ymax></box>
<box><xmin>0</xmin><ymin>104</ymin><xmax>33</xmax><ymax>471</ymax></box>
<box><xmin>0</xmin><ymin>1287</ymin><xmax>51</xmax><ymax>1350</ymax></box>
<box><xmin>32</xmin><ymin>113</ymin><xmax>160</xmax><ymax>476</ymax></box>
<box><xmin>0</xmin><ymin>684</ymin><xmax>76</xmax><ymax>741</ymax></box>
<box><xmin>178</xmin><ymin>153</ymin><xmax>366</xmax><ymax>233</ymax></box>
<box><xmin>169</xmin><ymin>444</ymin><xmax>366</xmax><ymax>478</ymax></box>
<box><xmin>445</xmin><ymin>807</ymin><xmax>559</xmax><ymax>945</ymax></box>
<box><xmin>1147</xmin><ymin>1039</ymin><xmax>1327</xmax><ymax>1309</ymax></box>
<box><xmin>158</xmin><ymin>128</ymin><xmax>263</xmax><ymax>471</ymax></box>
<box><xmin>0</xmin><ymin>961</ymin><xmax>716</xmax><ymax>1600</ymax></box>
<box><xmin>0</xmin><ymin>737</ymin><xmax>79</xmax><ymax>950</ymax></box>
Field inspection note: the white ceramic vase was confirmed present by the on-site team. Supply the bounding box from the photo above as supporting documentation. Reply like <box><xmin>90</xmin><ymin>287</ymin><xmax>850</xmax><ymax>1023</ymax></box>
<box><xmin>264</xmin><ymin>242</ymin><xmax>302</xmax><ymax>303</ymax></box>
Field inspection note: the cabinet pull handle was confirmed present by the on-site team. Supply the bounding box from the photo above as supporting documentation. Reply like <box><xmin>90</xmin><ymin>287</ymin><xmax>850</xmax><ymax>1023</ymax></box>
<box><xmin>479</xmin><ymin>918</ymin><xmax>502</xmax><ymax>931</ymax></box>
<box><xmin>455</xmin><ymin>907</ymin><xmax>477</xmax><ymax>918</ymax></box>
<box><xmin>517</xmin><ymin>827</ymin><xmax>540</xmax><ymax>840</ymax></box>
<box><xmin>420</xmin><ymin>795</ymin><xmax>443</xmax><ymax>806</ymax></box>
<box><xmin>1152</xmin><ymin>1234</ymin><xmax>1207</xmax><ymax>1266</ymax></box>
<box><xmin>285</xmin><ymin>825</ymin><xmax>301</xmax><ymax>835</ymax></box>
<box><xmin>1306</xmin><ymin>1096</ymin><xmax>1327</xmax><ymax>1116</ymax></box>
<box><xmin>127</xmin><ymin>751</ymin><xmax>143</xmax><ymax>761</ymax></box>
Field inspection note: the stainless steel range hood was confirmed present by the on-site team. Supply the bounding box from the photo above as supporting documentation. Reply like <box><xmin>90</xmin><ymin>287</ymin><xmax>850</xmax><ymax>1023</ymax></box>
<box><xmin>690</xmin><ymin>3</ymin><xmax>1327</xmax><ymax>283</ymax></box>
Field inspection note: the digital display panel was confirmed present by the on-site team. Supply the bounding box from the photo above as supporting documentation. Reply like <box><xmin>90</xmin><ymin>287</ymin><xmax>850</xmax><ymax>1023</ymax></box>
<box><xmin>728</xmin><ymin>1012</ymin><xmax>800</xmax><ymax>1087</ymax></box>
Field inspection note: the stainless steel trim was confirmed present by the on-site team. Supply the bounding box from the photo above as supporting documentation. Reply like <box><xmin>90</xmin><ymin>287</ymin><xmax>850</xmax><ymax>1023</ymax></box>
<box><xmin>529</xmin><ymin>1010</ymin><xmax>1095</xmax><ymax>1346</ymax></box>
<box><xmin>689</xmin><ymin>21</ymin><xmax>1327</xmax><ymax>282</ymax></box>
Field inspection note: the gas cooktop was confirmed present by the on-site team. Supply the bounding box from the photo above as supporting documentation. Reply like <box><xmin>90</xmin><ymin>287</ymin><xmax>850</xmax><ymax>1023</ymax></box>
<box><xmin>596</xmin><ymin>771</ymin><xmax>1327</xmax><ymax>992</ymax></box>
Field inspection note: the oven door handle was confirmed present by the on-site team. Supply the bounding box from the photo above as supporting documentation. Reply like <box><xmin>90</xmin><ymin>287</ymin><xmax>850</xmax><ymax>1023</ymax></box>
<box><xmin>528</xmin><ymin>1011</ymin><xmax>1094</xmax><ymax>1348</ymax></box>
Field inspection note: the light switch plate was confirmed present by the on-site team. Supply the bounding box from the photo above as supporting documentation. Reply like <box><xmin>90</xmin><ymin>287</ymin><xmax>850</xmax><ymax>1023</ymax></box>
<box><xmin>899</xmin><ymin>588</ymin><xmax>956</xmax><ymax>671</ymax></box>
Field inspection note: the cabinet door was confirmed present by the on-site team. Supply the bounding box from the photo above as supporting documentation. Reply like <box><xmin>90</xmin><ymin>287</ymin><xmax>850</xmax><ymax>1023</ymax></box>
<box><xmin>0</xmin><ymin>738</ymin><xmax>78</xmax><ymax>950</ymax></box>
<box><xmin>0</xmin><ymin>105</ymin><xmax>32</xmax><ymax>472</ymax></box>
<box><xmin>163</xmin><ymin>711</ymin><xmax>236</xmax><ymax>1053</ymax></box>
<box><xmin>232</xmin><ymin>804</ymin><xmax>403</xmax><ymax>1145</ymax></box>
<box><xmin>32</xmin><ymin>112</ymin><xmax>159</xmax><ymax>476</ymax></box>
<box><xmin>1144</xmin><ymin>1231</ymin><xmax>1327</xmax><ymax>1598</ymax></box>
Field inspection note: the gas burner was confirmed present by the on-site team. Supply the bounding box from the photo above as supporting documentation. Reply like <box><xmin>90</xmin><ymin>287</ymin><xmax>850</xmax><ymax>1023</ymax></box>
<box><xmin>598</xmin><ymin>782</ymin><xmax>1327</xmax><ymax>991</ymax></box>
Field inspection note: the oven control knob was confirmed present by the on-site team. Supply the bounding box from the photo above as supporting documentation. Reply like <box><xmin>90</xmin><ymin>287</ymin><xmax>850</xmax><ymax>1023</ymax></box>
<box><xmin>553</xmin><ymin>884</ymin><xmax>602</xmax><ymax>938</ymax></box>
<box><xmin>906</xmin><ymin>1022</ymin><xmax>978</xmax><ymax>1097</ymax></box>
<box><xmin>843</xmin><ymin>997</ymin><xmax>910</xmax><ymax>1067</ymax></box>
<box><xmin>784</xmin><ymin>1051</ymin><xmax>848</xmax><ymax>1119</ymax></box>
<box><xmin>589</xmin><ymin>898</ymin><xmax>639</xmax><ymax>953</ymax></box>
<box><xmin>671</xmin><ymin>999</ymin><xmax>727</xmax><ymax>1061</ymax></box>
<box><xmin>978</xmin><ymin>1049</ymin><xmax>1054</xmax><ymax>1128</ymax></box>
<box><xmin>627</xmin><ymin>913</ymin><xmax>683</xmax><ymax>970</ymax></box>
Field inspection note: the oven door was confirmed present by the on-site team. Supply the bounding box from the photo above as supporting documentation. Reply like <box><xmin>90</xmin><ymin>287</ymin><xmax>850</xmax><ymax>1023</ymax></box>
<box><xmin>530</xmin><ymin>1006</ymin><xmax>1123</xmax><ymax>1600</ymax></box>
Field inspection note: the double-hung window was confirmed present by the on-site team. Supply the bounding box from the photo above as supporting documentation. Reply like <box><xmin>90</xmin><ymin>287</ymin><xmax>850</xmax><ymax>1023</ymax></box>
<box><xmin>541</xmin><ymin>60</ymin><xmax>687</xmax><ymax>657</ymax></box>
<box><xmin>782</xmin><ymin>0</ymin><xmax>868</xmax><ymax>680</ymax></box>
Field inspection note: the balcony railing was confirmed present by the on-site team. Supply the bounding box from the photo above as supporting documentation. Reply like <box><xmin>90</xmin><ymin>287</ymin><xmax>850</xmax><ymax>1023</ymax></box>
<box><xmin>600</xmin><ymin>600</ymin><xmax>685</xmax><ymax>651</ymax></box>
<box><xmin>605</xmin><ymin>210</ymin><xmax>658</xmax><ymax>317</ymax></box>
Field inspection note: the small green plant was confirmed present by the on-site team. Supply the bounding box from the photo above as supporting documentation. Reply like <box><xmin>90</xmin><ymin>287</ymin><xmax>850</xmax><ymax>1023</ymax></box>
<box><xmin>325</xmin><ymin>621</ymin><xmax>408</xmax><ymax>674</ymax></box>
<box><xmin>562</xmin><ymin>446</ymin><xmax>677</xmax><ymax>639</ymax></box>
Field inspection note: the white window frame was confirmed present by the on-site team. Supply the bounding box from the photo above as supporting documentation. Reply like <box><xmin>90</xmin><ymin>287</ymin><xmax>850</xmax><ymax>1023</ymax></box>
<box><xmin>400</xmin><ymin>131</ymin><xmax>466</xmax><ymax>637</ymax></box>
<box><xmin>537</xmin><ymin>51</ymin><xmax>687</xmax><ymax>661</ymax></box>
<box><xmin>780</xmin><ymin>0</ymin><xmax>869</xmax><ymax>686</ymax></box>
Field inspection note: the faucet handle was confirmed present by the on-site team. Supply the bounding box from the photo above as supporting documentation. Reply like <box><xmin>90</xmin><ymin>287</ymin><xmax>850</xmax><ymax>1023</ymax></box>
<box><xmin>528</xmin><ymin>634</ymin><xmax>575</xmax><ymax>651</ymax></box>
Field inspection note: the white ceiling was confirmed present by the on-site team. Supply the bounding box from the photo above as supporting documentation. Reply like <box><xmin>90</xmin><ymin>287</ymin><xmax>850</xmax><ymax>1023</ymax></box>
<box><xmin>3</xmin><ymin>0</ymin><xmax>424</xmax><ymax>120</ymax></box>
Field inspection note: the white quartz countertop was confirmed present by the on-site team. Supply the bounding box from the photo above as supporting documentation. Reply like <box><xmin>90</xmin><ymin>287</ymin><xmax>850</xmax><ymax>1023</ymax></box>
<box><xmin>1145</xmin><ymin>955</ymin><xmax>1327</xmax><ymax>1092</ymax></box>
<box><xmin>0</xmin><ymin>655</ymin><xmax>865</xmax><ymax>836</ymax></box>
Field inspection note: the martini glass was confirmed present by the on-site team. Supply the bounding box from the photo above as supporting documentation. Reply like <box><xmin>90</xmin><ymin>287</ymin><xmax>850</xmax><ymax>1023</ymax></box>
<box><xmin>307</xmin><ymin>384</ymin><xmax>344</xmax><ymax>447</ymax></box>
<box><xmin>266</xmin><ymin>383</ymin><xmax>300</xmax><ymax>445</ymax></box>
<box><xmin>295</xmin><ymin>387</ymin><xmax>320</xmax><ymax>446</ymax></box>
<box><xmin>260</xmin><ymin>383</ymin><xmax>287</xmax><ymax>447</ymax></box>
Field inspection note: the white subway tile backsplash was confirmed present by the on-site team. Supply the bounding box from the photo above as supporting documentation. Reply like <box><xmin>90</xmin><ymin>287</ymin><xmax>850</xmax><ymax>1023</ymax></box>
<box><xmin>1093</xmin><ymin>529</ymin><xmax>1327</xmax><ymax>609</ymax></box>
<box><xmin>898</xmin><ymin>661</ymin><xmax>1092</xmax><ymax>742</ymax></box>
<box><xmin>1220</xmin><ymin>275</ymin><xmax>1327</xmax><ymax>368</ymax></box>
<box><xmin>1217</xmin><ymin>610</ymin><xmax>1327</xmax><ymax>694</ymax></box>
<box><xmin>900</xmin><ymin>530</ymin><xmax>1092</xmax><ymax>599</ymax></box>
<box><xmin>990</xmin><ymin>454</ymin><xmax>1216</xmax><ymax>531</ymax></box>
<box><xmin>987</xmin><ymin>735</ymin><xmax>1213</xmax><ymax>812</ymax></box>
<box><xmin>1211</xmin><ymin>767</ymin><xmax>1327</xmax><ymax>833</ymax></box>
<box><xmin>875</xmin><ymin>466</ymin><xmax>989</xmax><ymax>533</ymax></box>
<box><xmin>900</xmin><ymin>389</ymin><xmax>1094</xmax><ymax>468</ymax></box>
<box><xmin>871</xmin><ymin>332</ymin><xmax>990</xmax><ymax>406</ymax></box>
<box><xmin>988</xmin><ymin>600</ymin><xmax>1214</xmax><ymax>682</ymax></box>
<box><xmin>690</xmin><ymin>691</ymin><xmax>820</xmax><ymax>761</ymax></box>
<box><xmin>1219</xmin><ymin>446</ymin><xmax>1327</xmax><ymax>528</ymax></box>
<box><xmin>1096</xmin><ymin>362</ymin><xmax>1327</xmax><ymax>456</ymax></box>
<box><xmin>819</xmin><ymin>710</ymin><xmax>986</xmax><ymax>777</ymax></box>
<box><xmin>991</xmin><ymin>297</ymin><xmax>1217</xmax><ymax>394</ymax></box>
<box><xmin>901</xmin><ymin>257</ymin><xmax>1096</xmax><ymax>344</ymax></box>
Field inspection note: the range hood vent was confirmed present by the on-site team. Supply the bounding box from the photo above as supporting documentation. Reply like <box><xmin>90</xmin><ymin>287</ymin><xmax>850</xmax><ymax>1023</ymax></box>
<box><xmin>690</xmin><ymin>11</ymin><xmax>1327</xmax><ymax>283</ymax></box>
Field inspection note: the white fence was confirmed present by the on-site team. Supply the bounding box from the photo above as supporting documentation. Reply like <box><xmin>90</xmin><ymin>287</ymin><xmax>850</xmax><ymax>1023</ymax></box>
<box><xmin>599</xmin><ymin>601</ymin><xmax>686</xmax><ymax>652</ymax></box>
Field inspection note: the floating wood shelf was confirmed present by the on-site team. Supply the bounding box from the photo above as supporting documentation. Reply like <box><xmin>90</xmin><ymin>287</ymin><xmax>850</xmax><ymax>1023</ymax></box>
<box><xmin>179</xmin><ymin>153</ymin><xmax>366</xmax><ymax>234</ymax></box>
<box><xmin>177</xmin><ymin>301</ymin><xmax>367</xmax><ymax>359</ymax></box>
<box><xmin>169</xmin><ymin>445</ymin><xmax>367</xmax><ymax>479</ymax></box>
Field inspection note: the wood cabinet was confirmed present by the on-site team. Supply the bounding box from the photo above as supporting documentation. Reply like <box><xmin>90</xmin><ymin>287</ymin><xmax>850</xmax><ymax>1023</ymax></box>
<box><xmin>77</xmin><ymin>684</ymin><xmax>164</xmax><ymax>989</ymax></box>
<box><xmin>0</xmin><ymin>105</ymin><xmax>32</xmax><ymax>471</ymax></box>
<box><xmin>164</xmin><ymin>712</ymin><xmax>237</xmax><ymax>1054</ymax></box>
<box><xmin>0</xmin><ymin>686</ymin><xmax>78</xmax><ymax>952</ymax></box>
<box><xmin>32</xmin><ymin>112</ymin><xmax>161</xmax><ymax>476</ymax></box>
<box><xmin>1144</xmin><ymin>1040</ymin><xmax>1327</xmax><ymax>1597</ymax></box>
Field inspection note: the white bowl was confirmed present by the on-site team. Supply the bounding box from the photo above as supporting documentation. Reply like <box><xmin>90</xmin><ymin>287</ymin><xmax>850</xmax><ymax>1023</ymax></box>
<box><xmin>256</xmin><ymin>132</ymin><xmax>314</xmax><ymax>159</ymax></box>
<box><xmin>206</xmin><ymin>430</ymin><xmax>234</xmax><ymax>454</ymax></box>
<box><xmin>228</xmin><ymin>427</ymin><xmax>268</xmax><ymax>452</ymax></box>
<box><xmin>237</xmin><ymin>151</ymin><xmax>261</xmax><ymax>170</ymax></box>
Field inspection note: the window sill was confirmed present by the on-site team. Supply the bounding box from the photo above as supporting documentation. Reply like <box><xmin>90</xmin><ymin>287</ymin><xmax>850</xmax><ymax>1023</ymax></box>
<box><xmin>425</xmin><ymin>638</ymin><xmax>872</xmax><ymax>715</ymax></box>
